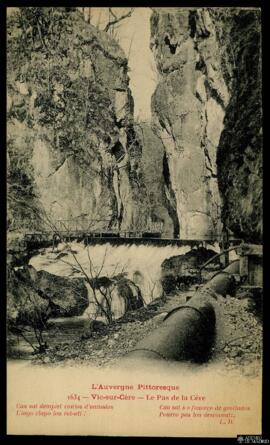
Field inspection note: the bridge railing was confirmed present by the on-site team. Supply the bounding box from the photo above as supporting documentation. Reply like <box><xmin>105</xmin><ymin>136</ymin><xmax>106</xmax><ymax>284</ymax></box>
<box><xmin>52</xmin><ymin>219</ymin><xmax>165</xmax><ymax>233</ymax></box>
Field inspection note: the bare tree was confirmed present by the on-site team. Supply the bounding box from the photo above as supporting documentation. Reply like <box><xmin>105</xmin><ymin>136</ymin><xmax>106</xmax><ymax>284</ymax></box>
<box><xmin>57</xmin><ymin>243</ymin><xmax>128</xmax><ymax>325</ymax></box>
<box><xmin>104</xmin><ymin>8</ymin><xmax>134</xmax><ymax>33</ymax></box>
<box><xmin>7</xmin><ymin>279</ymin><xmax>51</xmax><ymax>354</ymax></box>
<box><xmin>148</xmin><ymin>277</ymin><xmax>166</xmax><ymax>303</ymax></box>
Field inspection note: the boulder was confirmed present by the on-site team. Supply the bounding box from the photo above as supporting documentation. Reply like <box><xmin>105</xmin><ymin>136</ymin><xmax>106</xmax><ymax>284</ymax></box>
<box><xmin>161</xmin><ymin>247</ymin><xmax>218</xmax><ymax>293</ymax></box>
<box><xmin>7</xmin><ymin>265</ymin><xmax>51</xmax><ymax>328</ymax></box>
<box><xmin>81</xmin><ymin>320</ymin><xmax>108</xmax><ymax>340</ymax></box>
<box><xmin>11</xmin><ymin>264</ymin><xmax>89</xmax><ymax>318</ymax></box>
<box><xmin>30</xmin><ymin>268</ymin><xmax>89</xmax><ymax>317</ymax></box>
<box><xmin>84</xmin><ymin>275</ymin><xmax>144</xmax><ymax>321</ymax></box>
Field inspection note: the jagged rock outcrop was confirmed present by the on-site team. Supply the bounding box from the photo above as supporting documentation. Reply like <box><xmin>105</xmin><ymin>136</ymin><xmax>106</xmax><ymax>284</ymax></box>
<box><xmin>138</xmin><ymin>122</ymin><xmax>176</xmax><ymax>237</ymax></box>
<box><xmin>7</xmin><ymin>7</ymin><xmax>147</xmax><ymax>233</ymax></box>
<box><xmin>150</xmin><ymin>8</ymin><xmax>262</xmax><ymax>241</ymax></box>
<box><xmin>7</xmin><ymin>265</ymin><xmax>51</xmax><ymax>328</ymax></box>
<box><xmin>7</xmin><ymin>265</ymin><xmax>89</xmax><ymax>319</ymax></box>
<box><xmin>28</xmin><ymin>267</ymin><xmax>89</xmax><ymax>317</ymax></box>
<box><xmin>7</xmin><ymin>262</ymin><xmax>144</xmax><ymax>323</ymax></box>
<box><xmin>84</xmin><ymin>275</ymin><xmax>144</xmax><ymax>321</ymax></box>
<box><xmin>214</xmin><ymin>9</ymin><xmax>262</xmax><ymax>242</ymax></box>
<box><xmin>161</xmin><ymin>247</ymin><xmax>218</xmax><ymax>293</ymax></box>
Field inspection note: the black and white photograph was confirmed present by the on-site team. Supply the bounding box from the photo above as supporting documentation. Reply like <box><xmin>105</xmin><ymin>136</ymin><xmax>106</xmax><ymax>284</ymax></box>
<box><xmin>6</xmin><ymin>6</ymin><xmax>263</xmax><ymax>438</ymax></box>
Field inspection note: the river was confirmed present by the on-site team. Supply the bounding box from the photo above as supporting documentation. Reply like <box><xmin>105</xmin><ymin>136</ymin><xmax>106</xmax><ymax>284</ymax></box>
<box><xmin>28</xmin><ymin>241</ymin><xmax>221</xmax><ymax>311</ymax></box>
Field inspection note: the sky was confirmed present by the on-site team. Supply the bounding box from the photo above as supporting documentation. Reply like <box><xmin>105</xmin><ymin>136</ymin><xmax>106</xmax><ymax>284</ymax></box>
<box><xmin>89</xmin><ymin>7</ymin><xmax>157</xmax><ymax>122</ymax></box>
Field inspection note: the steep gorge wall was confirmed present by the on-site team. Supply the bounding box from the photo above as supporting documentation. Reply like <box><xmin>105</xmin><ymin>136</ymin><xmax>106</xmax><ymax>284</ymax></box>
<box><xmin>150</xmin><ymin>8</ymin><xmax>262</xmax><ymax>242</ymax></box>
<box><xmin>214</xmin><ymin>9</ymin><xmax>262</xmax><ymax>242</ymax></box>
<box><xmin>138</xmin><ymin>122</ymin><xmax>176</xmax><ymax>237</ymax></box>
<box><xmin>7</xmin><ymin>7</ymin><xmax>147</xmax><ymax>232</ymax></box>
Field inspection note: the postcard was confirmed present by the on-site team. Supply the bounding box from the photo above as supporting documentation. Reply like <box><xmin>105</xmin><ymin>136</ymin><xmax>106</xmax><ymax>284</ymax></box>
<box><xmin>6</xmin><ymin>6</ymin><xmax>263</xmax><ymax>438</ymax></box>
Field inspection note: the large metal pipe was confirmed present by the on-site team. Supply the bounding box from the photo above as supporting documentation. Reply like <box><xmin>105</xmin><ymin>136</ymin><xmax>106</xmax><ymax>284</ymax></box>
<box><xmin>123</xmin><ymin>261</ymin><xmax>239</xmax><ymax>363</ymax></box>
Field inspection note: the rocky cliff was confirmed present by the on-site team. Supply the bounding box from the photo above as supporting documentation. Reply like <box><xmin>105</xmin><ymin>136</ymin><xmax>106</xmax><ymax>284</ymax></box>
<box><xmin>138</xmin><ymin>122</ymin><xmax>176</xmax><ymax>237</ymax></box>
<box><xmin>7</xmin><ymin>7</ymin><xmax>147</xmax><ymax>233</ymax></box>
<box><xmin>150</xmin><ymin>8</ymin><xmax>262</xmax><ymax>241</ymax></box>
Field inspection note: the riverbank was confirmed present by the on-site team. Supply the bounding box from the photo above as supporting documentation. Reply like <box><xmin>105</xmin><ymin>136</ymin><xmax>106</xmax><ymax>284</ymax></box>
<box><xmin>8</xmin><ymin>281</ymin><xmax>262</xmax><ymax>377</ymax></box>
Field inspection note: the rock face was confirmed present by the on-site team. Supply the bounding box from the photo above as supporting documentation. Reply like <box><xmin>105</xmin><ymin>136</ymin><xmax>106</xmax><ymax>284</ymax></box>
<box><xmin>7</xmin><ymin>7</ymin><xmax>262</xmax><ymax>242</ymax></box>
<box><xmin>139</xmin><ymin>123</ymin><xmax>176</xmax><ymax>237</ymax></box>
<box><xmin>7</xmin><ymin>265</ymin><xmax>89</xmax><ymax>318</ymax></box>
<box><xmin>150</xmin><ymin>8</ymin><xmax>262</xmax><ymax>241</ymax></box>
<box><xmin>7</xmin><ymin>265</ymin><xmax>51</xmax><ymax>327</ymax></box>
<box><xmin>215</xmin><ymin>10</ymin><xmax>262</xmax><ymax>242</ymax></box>
<box><xmin>161</xmin><ymin>247</ymin><xmax>218</xmax><ymax>293</ymax></box>
<box><xmin>29</xmin><ymin>267</ymin><xmax>89</xmax><ymax>317</ymax></box>
<box><xmin>7</xmin><ymin>262</ymin><xmax>144</xmax><ymax>323</ymax></box>
<box><xmin>84</xmin><ymin>275</ymin><xmax>144</xmax><ymax>321</ymax></box>
<box><xmin>7</xmin><ymin>8</ymin><xmax>147</xmax><ymax>233</ymax></box>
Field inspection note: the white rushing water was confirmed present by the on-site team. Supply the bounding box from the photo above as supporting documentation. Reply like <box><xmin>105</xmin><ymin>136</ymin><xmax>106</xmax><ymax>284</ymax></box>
<box><xmin>29</xmin><ymin>242</ymin><xmax>221</xmax><ymax>320</ymax></box>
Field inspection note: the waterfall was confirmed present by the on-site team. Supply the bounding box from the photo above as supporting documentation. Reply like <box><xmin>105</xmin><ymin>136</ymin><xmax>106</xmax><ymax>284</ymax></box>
<box><xmin>29</xmin><ymin>241</ymin><xmax>220</xmax><ymax>320</ymax></box>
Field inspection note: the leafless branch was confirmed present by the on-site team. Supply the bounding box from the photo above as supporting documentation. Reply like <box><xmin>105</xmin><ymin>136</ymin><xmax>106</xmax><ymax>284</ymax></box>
<box><xmin>96</xmin><ymin>245</ymin><xmax>109</xmax><ymax>278</ymax></box>
<box><xmin>104</xmin><ymin>8</ymin><xmax>134</xmax><ymax>33</ymax></box>
<box><xmin>58</xmin><ymin>258</ymin><xmax>81</xmax><ymax>274</ymax></box>
<box><xmin>127</xmin><ymin>31</ymin><xmax>135</xmax><ymax>62</ymax></box>
<box><xmin>109</xmin><ymin>8</ymin><xmax>118</xmax><ymax>20</ymax></box>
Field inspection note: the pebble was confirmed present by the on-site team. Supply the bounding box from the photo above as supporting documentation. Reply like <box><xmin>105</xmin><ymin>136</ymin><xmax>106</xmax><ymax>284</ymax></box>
<box><xmin>96</xmin><ymin>350</ymin><xmax>104</xmax><ymax>357</ymax></box>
